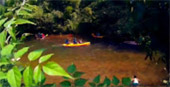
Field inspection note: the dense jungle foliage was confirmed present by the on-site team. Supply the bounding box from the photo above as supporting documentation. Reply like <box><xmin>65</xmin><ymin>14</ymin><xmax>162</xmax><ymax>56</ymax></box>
<box><xmin>0</xmin><ymin>0</ymin><xmax>169</xmax><ymax>87</ymax></box>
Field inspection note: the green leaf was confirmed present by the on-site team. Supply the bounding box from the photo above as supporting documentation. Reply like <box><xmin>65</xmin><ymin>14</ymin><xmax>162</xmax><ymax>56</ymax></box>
<box><xmin>0</xmin><ymin>31</ymin><xmax>7</xmax><ymax>48</ymax></box>
<box><xmin>67</xmin><ymin>63</ymin><xmax>76</xmax><ymax>73</ymax></box>
<box><xmin>42</xmin><ymin>83</ymin><xmax>56</xmax><ymax>87</ymax></box>
<box><xmin>74</xmin><ymin>78</ymin><xmax>87</xmax><ymax>86</ymax></box>
<box><xmin>0</xmin><ymin>61</ymin><xmax>10</xmax><ymax>66</ymax></box>
<box><xmin>97</xmin><ymin>83</ymin><xmax>105</xmax><ymax>87</ymax></box>
<box><xmin>42</xmin><ymin>62</ymin><xmax>72</xmax><ymax>79</ymax></box>
<box><xmin>39</xmin><ymin>53</ymin><xmax>54</xmax><ymax>63</ymax></box>
<box><xmin>0</xmin><ymin>18</ymin><xmax>8</xmax><ymax>27</ymax></box>
<box><xmin>14</xmin><ymin>47</ymin><xmax>29</xmax><ymax>59</ymax></box>
<box><xmin>28</xmin><ymin>48</ymin><xmax>45</xmax><ymax>61</ymax></box>
<box><xmin>93</xmin><ymin>75</ymin><xmax>100</xmax><ymax>84</ymax></box>
<box><xmin>18</xmin><ymin>10</ymin><xmax>31</xmax><ymax>16</ymax></box>
<box><xmin>22</xmin><ymin>6</ymin><xmax>33</xmax><ymax>12</ymax></box>
<box><xmin>73</xmin><ymin>71</ymin><xmax>84</xmax><ymax>78</ymax></box>
<box><xmin>0</xmin><ymin>71</ymin><xmax>7</xmax><ymax>80</ymax></box>
<box><xmin>34</xmin><ymin>65</ymin><xmax>46</xmax><ymax>85</ymax></box>
<box><xmin>103</xmin><ymin>77</ymin><xmax>111</xmax><ymax>86</ymax></box>
<box><xmin>1</xmin><ymin>44</ymin><xmax>16</xmax><ymax>56</ymax></box>
<box><xmin>89</xmin><ymin>82</ymin><xmax>96</xmax><ymax>87</ymax></box>
<box><xmin>60</xmin><ymin>81</ymin><xmax>71</xmax><ymax>87</ymax></box>
<box><xmin>122</xmin><ymin>77</ymin><xmax>131</xmax><ymax>86</ymax></box>
<box><xmin>112</xmin><ymin>76</ymin><xmax>120</xmax><ymax>86</ymax></box>
<box><xmin>4</xmin><ymin>17</ymin><xmax>15</xmax><ymax>28</ymax></box>
<box><xmin>119</xmin><ymin>86</ymin><xmax>124</xmax><ymax>87</ymax></box>
<box><xmin>7</xmin><ymin>66</ymin><xmax>22</xmax><ymax>87</ymax></box>
<box><xmin>7</xmin><ymin>26</ymin><xmax>16</xmax><ymax>40</ymax></box>
<box><xmin>63</xmin><ymin>76</ymin><xmax>70</xmax><ymax>80</ymax></box>
<box><xmin>15</xmin><ymin>19</ymin><xmax>35</xmax><ymax>25</ymax></box>
<box><xmin>23</xmin><ymin>66</ymin><xmax>33</xmax><ymax>87</ymax></box>
<box><xmin>119</xmin><ymin>85</ymin><xmax>124</xmax><ymax>87</ymax></box>
<box><xmin>20</xmin><ymin>34</ymin><xmax>27</xmax><ymax>41</ymax></box>
<box><xmin>4</xmin><ymin>11</ymin><xmax>13</xmax><ymax>17</ymax></box>
<box><xmin>18</xmin><ymin>65</ymin><xmax>25</xmax><ymax>72</ymax></box>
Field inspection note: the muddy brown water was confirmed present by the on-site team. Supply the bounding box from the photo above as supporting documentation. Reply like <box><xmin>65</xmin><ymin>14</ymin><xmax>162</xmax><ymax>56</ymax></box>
<box><xmin>19</xmin><ymin>35</ymin><xmax>168</xmax><ymax>86</ymax></box>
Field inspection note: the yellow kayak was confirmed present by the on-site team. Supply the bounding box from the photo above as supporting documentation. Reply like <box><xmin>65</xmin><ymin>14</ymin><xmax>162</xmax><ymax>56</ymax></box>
<box><xmin>63</xmin><ymin>42</ymin><xmax>90</xmax><ymax>47</ymax></box>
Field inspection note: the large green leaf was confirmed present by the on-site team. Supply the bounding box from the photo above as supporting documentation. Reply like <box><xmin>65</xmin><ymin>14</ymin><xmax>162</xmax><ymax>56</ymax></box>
<box><xmin>15</xmin><ymin>19</ymin><xmax>35</xmax><ymax>25</ymax></box>
<box><xmin>42</xmin><ymin>62</ymin><xmax>72</xmax><ymax>79</ymax></box>
<box><xmin>112</xmin><ymin>76</ymin><xmax>120</xmax><ymax>86</ymax></box>
<box><xmin>34</xmin><ymin>65</ymin><xmax>46</xmax><ymax>84</ymax></box>
<box><xmin>23</xmin><ymin>66</ymin><xmax>33</xmax><ymax>87</ymax></box>
<box><xmin>28</xmin><ymin>48</ymin><xmax>45</xmax><ymax>61</ymax></box>
<box><xmin>0</xmin><ymin>31</ymin><xmax>7</xmax><ymax>48</ymax></box>
<box><xmin>60</xmin><ymin>81</ymin><xmax>71</xmax><ymax>87</ymax></box>
<box><xmin>103</xmin><ymin>77</ymin><xmax>111</xmax><ymax>86</ymax></box>
<box><xmin>0</xmin><ymin>18</ymin><xmax>8</xmax><ymax>27</ymax></box>
<box><xmin>122</xmin><ymin>77</ymin><xmax>131</xmax><ymax>86</ymax></box>
<box><xmin>93</xmin><ymin>75</ymin><xmax>100</xmax><ymax>84</ymax></box>
<box><xmin>1</xmin><ymin>43</ymin><xmax>16</xmax><ymax>56</ymax></box>
<box><xmin>14</xmin><ymin>47</ymin><xmax>29</xmax><ymax>59</ymax></box>
<box><xmin>67</xmin><ymin>63</ymin><xmax>76</xmax><ymax>73</ymax></box>
<box><xmin>0</xmin><ymin>71</ymin><xmax>7</xmax><ymax>80</ymax></box>
<box><xmin>39</xmin><ymin>53</ymin><xmax>54</xmax><ymax>63</ymax></box>
<box><xmin>7</xmin><ymin>66</ymin><xmax>22</xmax><ymax>87</ymax></box>
<box><xmin>7</xmin><ymin>26</ymin><xmax>16</xmax><ymax>40</ymax></box>
<box><xmin>74</xmin><ymin>78</ymin><xmax>87</xmax><ymax>86</ymax></box>
<box><xmin>4</xmin><ymin>17</ymin><xmax>15</xmax><ymax>28</ymax></box>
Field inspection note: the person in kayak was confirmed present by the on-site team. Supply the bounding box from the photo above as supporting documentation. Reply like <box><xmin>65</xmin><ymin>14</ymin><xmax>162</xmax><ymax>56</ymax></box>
<box><xmin>132</xmin><ymin>75</ymin><xmax>139</xmax><ymax>87</ymax></box>
<box><xmin>35</xmin><ymin>32</ymin><xmax>42</xmax><ymax>39</ymax></box>
<box><xmin>38</xmin><ymin>32</ymin><xmax>42</xmax><ymax>38</ymax></box>
<box><xmin>96</xmin><ymin>32</ymin><xmax>101</xmax><ymax>36</ymax></box>
<box><xmin>41</xmin><ymin>33</ymin><xmax>46</xmax><ymax>39</ymax></box>
<box><xmin>36</xmin><ymin>33</ymin><xmax>47</xmax><ymax>40</ymax></box>
<box><xmin>65</xmin><ymin>39</ymin><xmax>69</xmax><ymax>44</ymax></box>
<box><xmin>78</xmin><ymin>39</ymin><xmax>83</xmax><ymax>43</ymax></box>
<box><xmin>73</xmin><ymin>38</ymin><xmax>77</xmax><ymax>44</ymax></box>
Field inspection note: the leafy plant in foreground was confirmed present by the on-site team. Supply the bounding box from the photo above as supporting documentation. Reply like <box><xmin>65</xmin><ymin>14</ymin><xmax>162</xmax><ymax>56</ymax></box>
<box><xmin>22</xmin><ymin>48</ymin><xmax>72</xmax><ymax>87</ymax></box>
<box><xmin>88</xmin><ymin>75</ymin><xmax>131</xmax><ymax>87</ymax></box>
<box><xmin>60</xmin><ymin>63</ymin><xmax>86</xmax><ymax>87</ymax></box>
<box><xmin>0</xmin><ymin>0</ymin><xmax>73</xmax><ymax>87</ymax></box>
<box><xmin>0</xmin><ymin>41</ymin><xmax>73</xmax><ymax>87</ymax></box>
<box><xmin>60</xmin><ymin>63</ymin><xmax>132</xmax><ymax>87</ymax></box>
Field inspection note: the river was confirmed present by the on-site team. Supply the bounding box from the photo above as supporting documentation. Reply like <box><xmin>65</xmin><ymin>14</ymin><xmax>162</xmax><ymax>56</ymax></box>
<box><xmin>19</xmin><ymin>35</ymin><xmax>168</xmax><ymax>86</ymax></box>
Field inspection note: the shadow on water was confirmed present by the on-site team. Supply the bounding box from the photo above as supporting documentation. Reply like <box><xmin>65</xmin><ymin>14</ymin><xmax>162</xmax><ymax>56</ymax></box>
<box><xmin>20</xmin><ymin>35</ymin><xmax>168</xmax><ymax>86</ymax></box>
<box><xmin>86</xmin><ymin>36</ymin><xmax>141</xmax><ymax>52</ymax></box>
